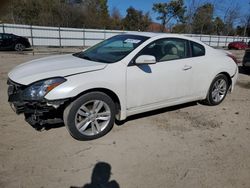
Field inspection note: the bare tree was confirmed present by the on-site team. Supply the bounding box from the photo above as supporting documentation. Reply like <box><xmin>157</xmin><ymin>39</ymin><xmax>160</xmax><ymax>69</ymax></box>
<box><xmin>240</xmin><ymin>15</ymin><xmax>250</xmax><ymax>37</ymax></box>
<box><xmin>216</xmin><ymin>0</ymin><xmax>240</xmax><ymax>35</ymax></box>
<box><xmin>192</xmin><ymin>3</ymin><xmax>214</xmax><ymax>34</ymax></box>
<box><xmin>110</xmin><ymin>7</ymin><xmax>122</xmax><ymax>30</ymax></box>
<box><xmin>245</xmin><ymin>1</ymin><xmax>250</xmax><ymax>36</ymax></box>
<box><xmin>0</xmin><ymin>0</ymin><xmax>16</xmax><ymax>23</ymax></box>
<box><xmin>0</xmin><ymin>0</ymin><xmax>9</xmax><ymax>17</ymax></box>
<box><xmin>185</xmin><ymin>0</ymin><xmax>202</xmax><ymax>33</ymax></box>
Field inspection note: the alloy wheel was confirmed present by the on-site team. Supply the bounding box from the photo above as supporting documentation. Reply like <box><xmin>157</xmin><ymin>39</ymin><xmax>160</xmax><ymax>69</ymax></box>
<box><xmin>74</xmin><ymin>100</ymin><xmax>111</xmax><ymax>136</ymax></box>
<box><xmin>211</xmin><ymin>78</ymin><xmax>227</xmax><ymax>103</ymax></box>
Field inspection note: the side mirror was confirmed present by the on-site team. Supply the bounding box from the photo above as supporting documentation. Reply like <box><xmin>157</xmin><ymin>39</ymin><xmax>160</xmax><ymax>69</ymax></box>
<box><xmin>135</xmin><ymin>55</ymin><xmax>156</xmax><ymax>65</ymax></box>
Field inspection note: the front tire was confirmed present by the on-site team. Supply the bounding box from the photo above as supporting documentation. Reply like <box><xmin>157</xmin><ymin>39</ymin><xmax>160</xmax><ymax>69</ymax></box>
<box><xmin>204</xmin><ymin>74</ymin><xmax>229</xmax><ymax>106</ymax></box>
<box><xmin>63</xmin><ymin>92</ymin><xmax>116</xmax><ymax>141</ymax></box>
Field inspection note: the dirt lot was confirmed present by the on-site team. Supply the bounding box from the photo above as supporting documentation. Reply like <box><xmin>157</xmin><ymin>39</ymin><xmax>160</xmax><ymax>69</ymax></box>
<box><xmin>0</xmin><ymin>50</ymin><xmax>250</xmax><ymax>188</ymax></box>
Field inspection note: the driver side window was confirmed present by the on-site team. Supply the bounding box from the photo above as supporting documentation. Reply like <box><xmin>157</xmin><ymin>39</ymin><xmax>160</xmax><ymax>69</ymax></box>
<box><xmin>138</xmin><ymin>38</ymin><xmax>189</xmax><ymax>62</ymax></box>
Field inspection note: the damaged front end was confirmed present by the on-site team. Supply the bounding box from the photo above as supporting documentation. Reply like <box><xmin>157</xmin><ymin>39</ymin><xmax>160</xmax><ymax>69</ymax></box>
<box><xmin>7</xmin><ymin>79</ymin><xmax>69</xmax><ymax>130</ymax></box>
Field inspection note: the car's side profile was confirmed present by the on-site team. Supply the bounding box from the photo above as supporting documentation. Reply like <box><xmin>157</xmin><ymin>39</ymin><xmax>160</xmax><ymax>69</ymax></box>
<box><xmin>7</xmin><ymin>33</ymin><xmax>238</xmax><ymax>140</ymax></box>
<box><xmin>0</xmin><ymin>33</ymin><xmax>31</xmax><ymax>51</ymax></box>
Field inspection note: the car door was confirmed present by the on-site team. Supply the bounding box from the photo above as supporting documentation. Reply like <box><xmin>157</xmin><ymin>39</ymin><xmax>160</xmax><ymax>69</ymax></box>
<box><xmin>126</xmin><ymin>38</ymin><xmax>195</xmax><ymax>110</ymax></box>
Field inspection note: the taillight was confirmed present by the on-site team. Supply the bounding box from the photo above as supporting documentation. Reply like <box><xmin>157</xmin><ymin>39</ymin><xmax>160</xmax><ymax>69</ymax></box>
<box><xmin>227</xmin><ymin>54</ymin><xmax>239</xmax><ymax>64</ymax></box>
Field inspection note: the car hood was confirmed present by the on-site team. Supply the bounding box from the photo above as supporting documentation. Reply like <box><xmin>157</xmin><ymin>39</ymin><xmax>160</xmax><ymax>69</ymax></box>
<box><xmin>8</xmin><ymin>54</ymin><xmax>107</xmax><ymax>85</ymax></box>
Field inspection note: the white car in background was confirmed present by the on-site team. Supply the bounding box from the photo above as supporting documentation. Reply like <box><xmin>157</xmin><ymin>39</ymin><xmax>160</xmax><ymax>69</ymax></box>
<box><xmin>7</xmin><ymin>33</ymin><xmax>238</xmax><ymax>140</ymax></box>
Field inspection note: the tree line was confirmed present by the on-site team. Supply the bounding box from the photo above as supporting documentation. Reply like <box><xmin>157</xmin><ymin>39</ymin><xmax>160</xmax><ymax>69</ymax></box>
<box><xmin>0</xmin><ymin>0</ymin><xmax>250</xmax><ymax>36</ymax></box>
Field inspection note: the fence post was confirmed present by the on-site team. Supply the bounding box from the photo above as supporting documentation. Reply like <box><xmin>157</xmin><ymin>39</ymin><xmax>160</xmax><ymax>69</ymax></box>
<box><xmin>209</xmin><ymin>35</ymin><xmax>211</xmax><ymax>46</ymax></box>
<box><xmin>30</xmin><ymin>25</ymin><xmax>34</xmax><ymax>47</ymax></box>
<box><xmin>225</xmin><ymin>36</ymin><xmax>228</xmax><ymax>47</ymax></box>
<box><xmin>217</xmin><ymin>36</ymin><xmax>220</xmax><ymax>47</ymax></box>
<box><xmin>30</xmin><ymin>25</ymin><xmax>34</xmax><ymax>55</ymax></box>
<box><xmin>2</xmin><ymin>23</ymin><xmax>5</xmax><ymax>33</ymax></box>
<box><xmin>58</xmin><ymin>26</ymin><xmax>62</xmax><ymax>49</ymax></box>
<box><xmin>104</xmin><ymin>28</ymin><xmax>106</xmax><ymax>40</ymax></box>
<box><xmin>83</xmin><ymin>26</ymin><xmax>85</xmax><ymax>48</ymax></box>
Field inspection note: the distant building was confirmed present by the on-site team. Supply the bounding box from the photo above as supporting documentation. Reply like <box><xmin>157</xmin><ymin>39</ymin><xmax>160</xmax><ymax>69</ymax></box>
<box><xmin>147</xmin><ymin>22</ymin><xmax>169</xmax><ymax>33</ymax></box>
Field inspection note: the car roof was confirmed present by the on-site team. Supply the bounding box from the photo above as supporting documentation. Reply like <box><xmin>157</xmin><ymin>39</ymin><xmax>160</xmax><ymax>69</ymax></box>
<box><xmin>0</xmin><ymin>33</ymin><xmax>15</xmax><ymax>36</ymax></box>
<box><xmin>125</xmin><ymin>32</ymin><xmax>206</xmax><ymax>45</ymax></box>
<box><xmin>126</xmin><ymin>32</ymin><xmax>164</xmax><ymax>38</ymax></box>
<box><xmin>126</xmin><ymin>31</ymin><xmax>191</xmax><ymax>38</ymax></box>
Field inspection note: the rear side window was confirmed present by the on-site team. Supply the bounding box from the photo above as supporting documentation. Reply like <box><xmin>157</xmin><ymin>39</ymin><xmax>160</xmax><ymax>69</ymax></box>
<box><xmin>2</xmin><ymin>34</ymin><xmax>13</xmax><ymax>40</ymax></box>
<box><xmin>191</xmin><ymin>42</ymin><xmax>205</xmax><ymax>57</ymax></box>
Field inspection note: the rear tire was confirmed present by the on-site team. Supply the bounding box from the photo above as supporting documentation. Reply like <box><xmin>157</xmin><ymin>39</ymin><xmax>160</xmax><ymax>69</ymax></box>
<box><xmin>203</xmin><ymin>74</ymin><xmax>229</xmax><ymax>106</ymax></box>
<box><xmin>63</xmin><ymin>92</ymin><xmax>116</xmax><ymax>141</ymax></box>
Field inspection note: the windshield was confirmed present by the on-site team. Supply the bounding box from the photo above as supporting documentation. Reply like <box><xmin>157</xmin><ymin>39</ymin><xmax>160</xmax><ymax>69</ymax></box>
<box><xmin>74</xmin><ymin>34</ymin><xmax>149</xmax><ymax>63</ymax></box>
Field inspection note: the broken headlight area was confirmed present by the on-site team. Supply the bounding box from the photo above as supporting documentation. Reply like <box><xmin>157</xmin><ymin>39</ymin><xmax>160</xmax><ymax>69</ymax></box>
<box><xmin>7</xmin><ymin>78</ymin><xmax>69</xmax><ymax>130</ymax></box>
<box><xmin>22</xmin><ymin>77</ymin><xmax>66</xmax><ymax>101</ymax></box>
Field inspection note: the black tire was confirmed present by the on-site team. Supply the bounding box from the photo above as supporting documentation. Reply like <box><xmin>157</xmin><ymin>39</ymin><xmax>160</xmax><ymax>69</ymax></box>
<box><xmin>63</xmin><ymin>92</ymin><xmax>116</xmax><ymax>141</ymax></box>
<box><xmin>203</xmin><ymin>74</ymin><xmax>229</xmax><ymax>106</ymax></box>
<box><xmin>242</xmin><ymin>64</ymin><xmax>250</xmax><ymax>72</ymax></box>
<box><xmin>14</xmin><ymin>43</ymin><xmax>25</xmax><ymax>51</ymax></box>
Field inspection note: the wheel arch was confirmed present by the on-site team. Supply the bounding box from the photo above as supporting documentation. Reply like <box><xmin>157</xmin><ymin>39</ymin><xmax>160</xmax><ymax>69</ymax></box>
<box><xmin>204</xmin><ymin>71</ymin><xmax>232</xmax><ymax>100</ymax></box>
<box><xmin>218</xmin><ymin>71</ymin><xmax>232</xmax><ymax>89</ymax></box>
<box><xmin>70</xmin><ymin>87</ymin><xmax>122</xmax><ymax>120</ymax></box>
<box><xmin>202</xmin><ymin>72</ymin><xmax>232</xmax><ymax>105</ymax></box>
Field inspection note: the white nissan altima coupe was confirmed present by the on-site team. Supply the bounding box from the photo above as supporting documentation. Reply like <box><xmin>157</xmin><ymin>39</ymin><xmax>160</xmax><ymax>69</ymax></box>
<box><xmin>8</xmin><ymin>33</ymin><xmax>238</xmax><ymax>140</ymax></box>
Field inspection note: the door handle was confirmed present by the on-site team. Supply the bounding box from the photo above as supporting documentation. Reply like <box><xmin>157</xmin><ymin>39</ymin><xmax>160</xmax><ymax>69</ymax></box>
<box><xmin>183</xmin><ymin>65</ymin><xmax>192</xmax><ymax>71</ymax></box>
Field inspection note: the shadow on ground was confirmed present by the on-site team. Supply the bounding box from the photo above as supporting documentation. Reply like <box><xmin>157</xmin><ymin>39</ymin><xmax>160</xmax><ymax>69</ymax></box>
<box><xmin>70</xmin><ymin>162</ymin><xmax>120</xmax><ymax>188</ymax></box>
<box><xmin>30</xmin><ymin>122</ymin><xmax>65</xmax><ymax>132</ymax></box>
<box><xmin>239</xmin><ymin>66</ymin><xmax>250</xmax><ymax>76</ymax></box>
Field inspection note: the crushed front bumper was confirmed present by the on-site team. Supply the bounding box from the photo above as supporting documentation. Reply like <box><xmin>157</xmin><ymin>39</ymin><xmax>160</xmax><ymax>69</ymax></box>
<box><xmin>7</xmin><ymin>79</ymin><xmax>69</xmax><ymax>128</ymax></box>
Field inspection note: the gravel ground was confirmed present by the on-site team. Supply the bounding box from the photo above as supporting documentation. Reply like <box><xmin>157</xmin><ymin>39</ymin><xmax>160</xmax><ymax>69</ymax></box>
<box><xmin>0</xmin><ymin>50</ymin><xmax>249</xmax><ymax>188</ymax></box>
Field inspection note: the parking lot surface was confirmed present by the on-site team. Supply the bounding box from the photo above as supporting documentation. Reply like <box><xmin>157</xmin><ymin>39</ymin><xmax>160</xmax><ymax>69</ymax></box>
<box><xmin>0</xmin><ymin>51</ymin><xmax>250</xmax><ymax>188</ymax></box>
